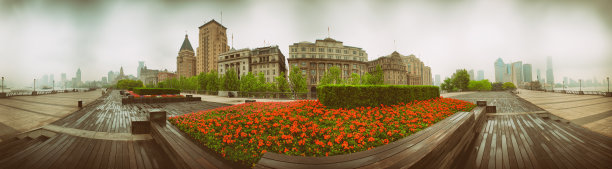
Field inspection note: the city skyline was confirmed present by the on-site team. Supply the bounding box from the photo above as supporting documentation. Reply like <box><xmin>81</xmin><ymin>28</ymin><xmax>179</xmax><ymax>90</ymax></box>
<box><xmin>1</xmin><ymin>0</ymin><xmax>611</xmax><ymax>87</ymax></box>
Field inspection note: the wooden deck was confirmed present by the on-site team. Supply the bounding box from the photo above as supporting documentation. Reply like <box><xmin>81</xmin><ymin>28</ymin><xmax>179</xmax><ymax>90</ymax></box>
<box><xmin>450</xmin><ymin>92</ymin><xmax>612</xmax><ymax>169</ymax></box>
<box><xmin>0</xmin><ymin>90</ymin><xmax>231</xmax><ymax>169</ymax></box>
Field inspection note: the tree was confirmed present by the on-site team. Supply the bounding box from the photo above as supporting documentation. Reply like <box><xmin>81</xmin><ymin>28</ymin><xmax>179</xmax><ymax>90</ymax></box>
<box><xmin>222</xmin><ymin>69</ymin><xmax>239</xmax><ymax>91</ymax></box>
<box><xmin>502</xmin><ymin>82</ymin><xmax>517</xmax><ymax>90</ymax></box>
<box><xmin>468</xmin><ymin>79</ymin><xmax>492</xmax><ymax>91</ymax></box>
<box><xmin>492</xmin><ymin>82</ymin><xmax>504</xmax><ymax>91</ymax></box>
<box><xmin>289</xmin><ymin>66</ymin><xmax>307</xmax><ymax>96</ymax></box>
<box><xmin>255</xmin><ymin>72</ymin><xmax>270</xmax><ymax>92</ymax></box>
<box><xmin>275</xmin><ymin>72</ymin><xmax>289</xmax><ymax>92</ymax></box>
<box><xmin>452</xmin><ymin>69</ymin><xmax>470</xmax><ymax>91</ymax></box>
<box><xmin>198</xmin><ymin>72</ymin><xmax>208</xmax><ymax>90</ymax></box>
<box><xmin>320</xmin><ymin>66</ymin><xmax>343</xmax><ymax>85</ymax></box>
<box><xmin>369</xmin><ymin>65</ymin><xmax>384</xmax><ymax>85</ymax></box>
<box><xmin>240</xmin><ymin>72</ymin><xmax>257</xmax><ymax>92</ymax></box>
<box><xmin>206</xmin><ymin>70</ymin><xmax>220</xmax><ymax>92</ymax></box>
<box><xmin>348</xmin><ymin>73</ymin><xmax>361</xmax><ymax>85</ymax></box>
<box><xmin>440</xmin><ymin>77</ymin><xmax>455</xmax><ymax>91</ymax></box>
<box><xmin>116</xmin><ymin>79</ymin><xmax>143</xmax><ymax>89</ymax></box>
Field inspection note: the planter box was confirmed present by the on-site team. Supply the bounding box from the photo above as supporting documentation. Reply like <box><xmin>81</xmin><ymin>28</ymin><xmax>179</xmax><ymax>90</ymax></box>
<box><xmin>0</xmin><ymin>93</ymin><xmax>6</xmax><ymax>98</ymax></box>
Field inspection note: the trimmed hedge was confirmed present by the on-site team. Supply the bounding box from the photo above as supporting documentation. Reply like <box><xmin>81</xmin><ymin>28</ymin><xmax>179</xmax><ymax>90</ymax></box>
<box><xmin>133</xmin><ymin>88</ymin><xmax>181</xmax><ymax>95</ymax></box>
<box><xmin>317</xmin><ymin>85</ymin><xmax>440</xmax><ymax>109</ymax></box>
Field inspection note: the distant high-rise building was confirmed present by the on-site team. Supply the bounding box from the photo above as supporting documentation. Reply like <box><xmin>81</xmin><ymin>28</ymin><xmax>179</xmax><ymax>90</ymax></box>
<box><xmin>41</xmin><ymin>74</ymin><xmax>49</xmax><ymax>87</ymax></box>
<box><xmin>196</xmin><ymin>20</ymin><xmax>229</xmax><ymax>74</ymax></box>
<box><xmin>108</xmin><ymin>71</ymin><xmax>115</xmax><ymax>83</ymax></box>
<box><xmin>477</xmin><ymin>70</ymin><xmax>484</xmax><ymax>81</ymax></box>
<box><xmin>61</xmin><ymin>73</ymin><xmax>67</xmax><ymax>87</ymax></box>
<box><xmin>76</xmin><ymin>68</ymin><xmax>82</xmax><ymax>83</ymax></box>
<box><xmin>101</xmin><ymin>77</ymin><xmax>107</xmax><ymax>84</ymax></box>
<box><xmin>177</xmin><ymin>34</ymin><xmax>196</xmax><ymax>77</ymax></box>
<box><xmin>563</xmin><ymin>77</ymin><xmax>568</xmax><ymax>85</ymax></box>
<box><xmin>435</xmin><ymin>74</ymin><xmax>441</xmax><ymax>86</ymax></box>
<box><xmin>511</xmin><ymin>61</ymin><xmax>523</xmax><ymax>85</ymax></box>
<box><xmin>537</xmin><ymin>69</ymin><xmax>544</xmax><ymax>83</ymax></box>
<box><xmin>49</xmin><ymin>74</ymin><xmax>55</xmax><ymax>86</ymax></box>
<box><xmin>468</xmin><ymin>69</ymin><xmax>475</xmax><ymax>81</ymax></box>
<box><xmin>546</xmin><ymin>56</ymin><xmax>554</xmax><ymax>84</ymax></box>
<box><xmin>522</xmin><ymin>64</ymin><xmax>532</xmax><ymax>82</ymax></box>
<box><xmin>494</xmin><ymin>58</ymin><xmax>505</xmax><ymax>82</ymax></box>
<box><xmin>137</xmin><ymin>61</ymin><xmax>144</xmax><ymax>78</ymax></box>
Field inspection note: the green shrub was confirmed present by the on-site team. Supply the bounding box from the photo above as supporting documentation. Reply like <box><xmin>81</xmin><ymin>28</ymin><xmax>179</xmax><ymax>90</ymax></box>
<box><xmin>318</xmin><ymin>85</ymin><xmax>440</xmax><ymax>109</ymax></box>
<box><xmin>502</xmin><ymin>82</ymin><xmax>516</xmax><ymax>90</ymax></box>
<box><xmin>133</xmin><ymin>88</ymin><xmax>181</xmax><ymax>95</ymax></box>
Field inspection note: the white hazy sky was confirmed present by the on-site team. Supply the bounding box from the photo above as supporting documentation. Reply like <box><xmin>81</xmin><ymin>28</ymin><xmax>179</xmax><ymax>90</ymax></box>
<box><xmin>1</xmin><ymin>0</ymin><xmax>611</xmax><ymax>87</ymax></box>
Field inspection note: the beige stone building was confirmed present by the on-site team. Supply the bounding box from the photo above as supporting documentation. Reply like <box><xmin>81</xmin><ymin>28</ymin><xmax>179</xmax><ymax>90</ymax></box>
<box><xmin>177</xmin><ymin>34</ymin><xmax>196</xmax><ymax>77</ymax></box>
<box><xmin>218</xmin><ymin>48</ymin><xmax>251</xmax><ymax>78</ymax></box>
<box><xmin>158</xmin><ymin>71</ymin><xmax>176</xmax><ymax>82</ymax></box>
<box><xmin>400</xmin><ymin>54</ymin><xmax>432</xmax><ymax>85</ymax></box>
<box><xmin>196</xmin><ymin>20</ymin><xmax>229</xmax><ymax>74</ymax></box>
<box><xmin>218</xmin><ymin>46</ymin><xmax>287</xmax><ymax>83</ymax></box>
<box><xmin>367</xmin><ymin>51</ymin><xmax>407</xmax><ymax>85</ymax></box>
<box><xmin>250</xmin><ymin>46</ymin><xmax>287</xmax><ymax>83</ymax></box>
<box><xmin>288</xmin><ymin>38</ymin><xmax>368</xmax><ymax>92</ymax></box>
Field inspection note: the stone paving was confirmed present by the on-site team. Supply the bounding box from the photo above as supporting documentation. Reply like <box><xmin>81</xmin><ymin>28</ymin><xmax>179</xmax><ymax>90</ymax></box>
<box><xmin>0</xmin><ymin>90</ymin><xmax>101</xmax><ymax>140</ymax></box>
<box><xmin>182</xmin><ymin>92</ymin><xmax>299</xmax><ymax>105</ymax></box>
<box><xmin>516</xmin><ymin>89</ymin><xmax>612</xmax><ymax>137</ymax></box>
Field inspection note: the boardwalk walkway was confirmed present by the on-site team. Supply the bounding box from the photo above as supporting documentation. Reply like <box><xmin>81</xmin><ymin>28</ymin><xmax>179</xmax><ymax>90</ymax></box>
<box><xmin>0</xmin><ymin>90</ymin><xmax>230</xmax><ymax>169</ymax></box>
<box><xmin>450</xmin><ymin>92</ymin><xmax>612</xmax><ymax>169</ymax></box>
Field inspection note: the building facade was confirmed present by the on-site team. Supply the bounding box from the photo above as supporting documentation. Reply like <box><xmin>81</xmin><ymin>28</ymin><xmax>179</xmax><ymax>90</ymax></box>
<box><xmin>468</xmin><ymin>69</ymin><xmax>475</xmax><ymax>81</ymax></box>
<box><xmin>523</xmin><ymin>64</ymin><xmax>532</xmax><ymax>82</ymax></box>
<box><xmin>435</xmin><ymin>74</ymin><xmax>441</xmax><ymax>86</ymax></box>
<box><xmin>139</xmin><ymin>66</ymin><xmax>159</xmax><ymax>86</ymax></box>
<box><xmin>367</xmin><ymin>51</ymin><xmax>407</xmax><ymax>85</ymax></box>
<box><xmin>158</xmin><ymin>71</ymin><xmax>176</xmax><ymax>82</ymax></box>
<box><xmin>177</xmin><ymin>34</ymin><xmax>196</xmax><ymax>77</ymax></box>
<box><xmin>400</xmin><ymin>54</ymin><xmax>431</xmax><ymax>85</ymax></box>
<box><xmin>511</xmin><ymin>61</ymin><xmax>523</xmax><ymax>85</ymax></box>
<box><xmin>218</xmin><ymin>48</ymin><xmax>251</xmax><ymax>78</ymax></box>
<box><xmin>494</xmin><ymin>58</ymin><xmax>505</xmax><ymax>83</ymax></box>
<box><xmin>137</xmin><ymin>61</ymin><xmax>144</xmax><ymax>78</ymax></box>
<box><xmin>288</xmin><ymin>38</ymin><xmax>368</xmax><ymax>92</ymax></box>
<box><xmin>546</xmin><ymin>56</ymin><xmax>554</xmax><ymax>85</ymax></box>
<box><xmin>477</xmin><ymin>70</ymin><xmax>484</xmax><ymax>81</ymax></box>
<box><xmin>250</xmin><ymin>46</ymin><xmax>287</xmax><ymax>83</ymax></box>
<box><xmin>196</xmin><ymin>20</ymin><xmax>229</xmax><ymax>75</ymax></box>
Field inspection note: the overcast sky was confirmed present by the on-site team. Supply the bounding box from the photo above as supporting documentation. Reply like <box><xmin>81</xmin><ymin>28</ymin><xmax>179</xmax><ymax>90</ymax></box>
<box><xmin>1</xmin><ymin>0</ymin><xmax>611</xmax><ymax>87</ymax></box>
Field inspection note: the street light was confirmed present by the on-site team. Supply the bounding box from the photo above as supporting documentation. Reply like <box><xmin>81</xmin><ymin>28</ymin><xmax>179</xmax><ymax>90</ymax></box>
<box><xmin>52</xmin><ymin>80</ymin><xmax>55</xmax><ymax>91</ymax></box>
<box><xmin>579</xmin><ymin>79</ymin><xmax>582</xmax><ymax>92</ymax></box>
<box><xmin>1</xmin><ymin>76</ymin><xmax>5</xmax><ymax>93</ymax></box>
<box><xmin>33</xmin><ymin>78</ymin><xmax>36</xmax><ymax>92</ymax></box>
<box><xmin>607</xmin><ymin>77</ymin><xmax>609</xmax><ymax>93</ymax></box>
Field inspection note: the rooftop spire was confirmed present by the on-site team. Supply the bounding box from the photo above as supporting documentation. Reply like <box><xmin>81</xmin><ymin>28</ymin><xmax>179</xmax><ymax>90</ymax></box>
<box><xmin>179</xmin><ymin>34</ymin><xmax>194</xmax><ymax>52</ymax></box>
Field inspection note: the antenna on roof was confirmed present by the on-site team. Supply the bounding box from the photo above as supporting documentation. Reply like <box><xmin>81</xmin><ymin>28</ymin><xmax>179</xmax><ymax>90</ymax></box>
<box><xmin>327</xmin><ymin>27</ymin><xmax>330</xmax><ymax>38</ymax></box>
<box><xmin>221</xmin><ymin>11</ymin><xmax>223</xmax><ymax>24</ymax></box>
<box><xmin>231</xmin><ymin>33</ymin><xmax>234</xmax><ymax>49</ymax></box>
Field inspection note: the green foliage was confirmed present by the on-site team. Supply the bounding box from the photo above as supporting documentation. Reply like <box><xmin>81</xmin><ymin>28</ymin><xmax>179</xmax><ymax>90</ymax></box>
<box><xmin>502</xmin><ymin>82</ymin><xmax>516</xmax><ymax>90</ymax></box>
<box><xmin>491</xmin><ymin>82</ymin><xmax>504</xmax><ymax>91</ymax></box>
<box><xmin>289</xmin><ymin>66</ymin><xmax>307</xmax><ymax>93</ymax></box>
<box><xmin>320</xmin><ymin>66</ymin><xmax>343</xmax><ymax>85</ymax></box>
<box><xmin>440</xmin><ymin>77</ymin><xmax>455</xmax><ymax>91</ymax></box>
<box><xmin>255</xmin><ymin>72</ymin><xmax>272</xmax><ymax>92</ymax></box>
<box><xmin>318</xmin><ymin>85</ymin><xmax>440</xmax><ymax>109</ymax></box>
<box><xmin>222</xmin><ymin>69</ymin><xmax>240</xmax><ymax>91</ymax></box>
<box><xmin>239</xmin><ymin>72</ymin><xmax>257</xmax><ymax>92</ymax></box>
<box><xmin>467</xmin><ymin>79</ymin><xmax>492</xmax><ymax>91</ymax></box>
<box><xmin>365</xmin><ymin>65</ymin><xmax>384</xmax><ymax>85</ymax></box>
<box><xmin>116</xmin><ymin>79</ymin><xmax>143</xmax><ymax>89</ymax></box>
<box><xmin>452</xmin><ymin>69</ymin><xmax>470</xmax><ymax>91</ymax></box>
<box><xmin>133</xmin><ymin>88</ymin><xmax>180</xmax><ymax>95</ymax></box>
<box><xmin>347</xmin><ymin>73</ymin><xmax>361</xmax><ymax>85</ymax></box>
<box><xmin>206</xmin><ymin>70</ymin><xmax>220</xmax><ymax>92</ymax></box>
<box><xmin>198</xmin><ymin>72</ymin><xmax>208</xmax><ymax>90</ymax></box>
<box><xmin>275</xmin><ymin>72</ymin><xmax>289</xmax><ymax>92</ymax></box>
<box><xmin>157</xmin><ymin>76</ymin><xmax>198</xmax><ymax>90</ymax></box>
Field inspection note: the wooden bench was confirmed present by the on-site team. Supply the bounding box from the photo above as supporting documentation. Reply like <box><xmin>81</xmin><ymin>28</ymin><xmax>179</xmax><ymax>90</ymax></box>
<box><xmin>254</xmin><ymin>107</ymin><xmax>487</xmax><ymax>169</ymax></box>
<box><xmin>130</xmin><ymin>116</ymin><xmax>150</xmax><ymax>134</ymax></box>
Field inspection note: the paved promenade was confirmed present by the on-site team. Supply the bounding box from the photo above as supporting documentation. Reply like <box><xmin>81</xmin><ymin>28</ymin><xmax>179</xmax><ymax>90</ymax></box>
<box><xmin>182</xmin><ymin>92</ymin><xmax>298</xmax><ymax>105</ymax></box>
<box><xmin>0</xmin><ymin>90</ymin><xmax>101</xmax><ymax>140</ymax></box>
<box><xmin>516</xmin><ymin>89</ymin><xmax>612</xmax><ymax>137</ymax></box>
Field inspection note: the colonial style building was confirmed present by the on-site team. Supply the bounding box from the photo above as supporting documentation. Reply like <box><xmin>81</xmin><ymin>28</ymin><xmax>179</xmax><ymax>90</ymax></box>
<box><xmin>218</xmin><ymin>48</ymin><xmax>251</xmax><ymax>78</ymax></box>
<box><xmin>177</xmin><ymin>34</ymin><xmax>196</xmax><ymax>77</ymax></box>
<box><xmin>217</xmin><ymin>46</ymin><xmax>287</xmax><ymax>83</ymax></box>
<box><xmin>139</xmin><ymin>66</ymin><xmax>159</xmax><ymax>86</ymax></box>
<box><xmin>250</xmin><ymin>46</ymin><xmax>287</xmax><ymax>83</ymax></box>
<box><xmin>196</xmin><ymin>20</ymin><xmax>229</xmax><ymax>74</ymax></box>
<box><xmin>367</xmin><ymin>51</ymin><xmax>407</xmax><ymax>85</ymax></box>
<box><xmin>288</xmin><ymin>38</ymin><xmax>368</xmax><ymax>92</ymax></box>
<box><xmin>400</xmin><ymin>54</ymin><xmax>432</xmax><ymax>85</ymax></box>
<box><xmin>158</xmin><ymin>71</ymin><xmax>176</xmax><ymax>82</ymax></box>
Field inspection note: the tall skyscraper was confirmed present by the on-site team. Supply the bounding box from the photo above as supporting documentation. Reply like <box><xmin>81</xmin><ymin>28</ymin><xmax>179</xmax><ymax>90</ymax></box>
<box><xmin>196</xmin><ymin>19</ymin><xmax>229</xmax><ymax>74</ymax></box>
<box><xmin>41</xmin><ymin>74</ymin><xmax>49</xmax><ymax>87</ymax></box>
<box><xmin>76</xmin><ymin>68</ymin><xmax>81</xmax><ymax>83</ymax></box>
<box><xmin>177</xmin><ymin>34</ymin><xmax>196</xmax><ymax>77</ymax></box>
<box><xmin>511</xmin><ymin>61</ymin><xmax>523</xmax><ymax>85</ymax></box>
<box><xmin>494</xmin><ymin>58</ymin><xmax>505</xmax><ymax>82</ymax></box>
<box><xmin>477</xmin><ymin>70</ymin><xmax>484</xmax><ymax>81</ymax></box>
<box><xmin>537</xmin><ymin>69</ymin><xmax>544</xmax><ymax>83</ymax></box>
<box><xmin>546</xmin><ymin>56</ymin><xmax>554</xmax><ymax>85</ymax></box>
<box><xmin>49</xmin><ymin>74</ymin><xmax>54</xmax><ymax>86</ymax></box>
<box><xmin>435</xmin><ymin>74</ymin><xmax>441</xmax><ymax>86</ymax></box>
<box><xmin>61</xmin><ymin>73</ymin><xmax>67</xmax><ymax>83</ymax></box>
<box><xmin>137</xmin><ymin>61</ymin><xmax>144</xmax><ymax>78</ymax></box>
<box><xmin>108</xmin><ymin>71</ymin><xmax>115</xmax><ymax>83</ymax></box>
<box><xmin>468</xmin><ymin>69</ymin><xmax>475</xmax><ymax>81</ymax></box>
<box><xmin>522</xmin><ymin>64</ymin><xmax>532</xmax><ymax>82</ymax></box>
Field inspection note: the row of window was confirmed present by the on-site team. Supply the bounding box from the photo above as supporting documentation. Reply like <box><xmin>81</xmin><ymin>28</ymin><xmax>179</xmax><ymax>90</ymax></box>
<box><xmin>293</xmin><ymin>62</ymin><xmax>363</xmax><ymax>69</ymax></box>
<box><xmin>290</xmin><ymin>54</ymin><xmax>366</xmax><ymax>61</ymax></box>
<box><xmin>291</xmin><ymin>47</ymin><xmax>364</xmax><ymax>56</ymax></box>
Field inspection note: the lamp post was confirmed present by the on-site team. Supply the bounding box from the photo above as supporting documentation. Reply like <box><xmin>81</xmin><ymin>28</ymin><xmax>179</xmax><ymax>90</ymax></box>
<box><xmin>52</xmin><ymin>80</ymin><xmax>55</xmax><ymax>91</ymax></box>
<box><xmin>579</xmin><ymin>79</ymin><xmax>582</xmax><ymax>91</ymax></box>
<box><xmin>33</xmin><ymin>78</ymin><xmax>36</xmax><ymax>92</ymax></box>
<box><xmin>1</xmin><ymin>76</ymin><xmax>4</xmax><ymax>93</ymax></box>
<box><xmin>607</xmin><ymin>77</ymin><xmax>609</xmax><ymax>93</ymax></box>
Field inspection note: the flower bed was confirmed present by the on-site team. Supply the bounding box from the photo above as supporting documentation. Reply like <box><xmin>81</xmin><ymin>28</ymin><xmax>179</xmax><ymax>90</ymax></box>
<box><xmin>126</xmin><ymin>90</ymin><xmax>184</xmax><ymax>98</ymax></box>
<box><xmin>169</xmin><ymin>97</ymin><xmax>475</xmax><ymax>167</ymax></box>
